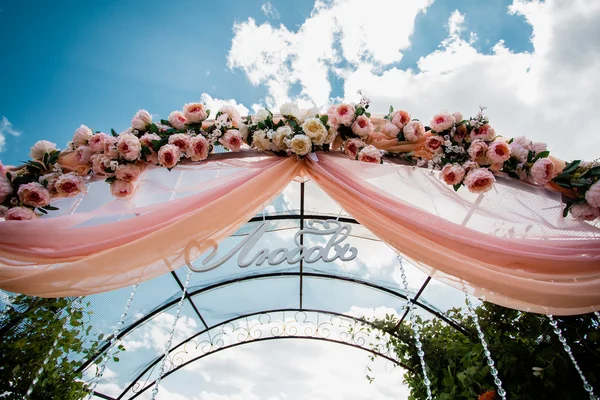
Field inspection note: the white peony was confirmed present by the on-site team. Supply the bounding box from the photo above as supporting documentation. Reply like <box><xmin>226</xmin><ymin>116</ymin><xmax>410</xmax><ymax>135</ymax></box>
<box><xmin>288</xmin><ymin>134</ymin><xmax>312</xmax><ymax>156</ymax></box>
<box><xmin>254</xmin><ymin>108</ymin><xmax>270</xmax><ymax>123</ymax></box>
<box><xmin>30</xmin><ymin>140</ymin><xmax>57</xmax><ymax>161</ymax></box>
<box><xmin>252</xmin><ymin>130</ymin><xmax>273</xmax><ymax>151</ymax></box>
<box><xmin>272</xmin><ymin>126</ymin><xmax>292</xmax><ymax>149</ymax></box>
<box><xmin>131</xmin><ymin>109</ymin><xmax>152</xmax><ymax>130</ymax></box>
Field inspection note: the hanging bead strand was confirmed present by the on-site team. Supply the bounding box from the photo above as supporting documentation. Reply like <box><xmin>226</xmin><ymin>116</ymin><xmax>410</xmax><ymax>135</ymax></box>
<box><xmin>397</xmin><ymin>256</ymin><xmax>432</xmax><ymax>400</ymax></box>
<box><xmin>150</xmin><ymin>267</ymin><xmax>193</xmax><ymax>399</ymax></box>
<box><xmin>25</xmin><ymin>296</ymin><xmax>82</xmax><ymax>399</ymax></box>
<box><xmin>462</xmin><ymin>289</ymin><xmax>507</xmax><ymax>400</ymax></box>
<box><xmin>85</xmin><ymin>283</ymin><xmax>139</xmax><ymax>400</ymax></box>
<box><xmin>548</xmin><ymin>315</ymin><xmax>597</xmax><ymax>400</ymax></box>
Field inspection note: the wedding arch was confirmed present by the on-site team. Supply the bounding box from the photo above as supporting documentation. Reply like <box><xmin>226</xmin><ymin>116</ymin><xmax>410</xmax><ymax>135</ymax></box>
<box><xmin>0</xmin><ymin>97</ymin><xmax>599</xmax><ymax>399</ymax></box>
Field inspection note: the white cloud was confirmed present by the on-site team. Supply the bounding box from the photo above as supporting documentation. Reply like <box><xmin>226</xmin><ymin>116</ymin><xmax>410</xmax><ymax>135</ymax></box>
<box><xmin>199</xmin><ymin>93</ymin><xmax>250</xmax><ymax>119</ymax></box>
<box><xmin>0</xmin><ymin>116</ymin><xmax>21</xmax><ymax>152</ymax></box>
<box><xmin>261</xmin><ymin>2</ymin><xmax>280</xmax><ymax>19</ymax></box>
<box><xmin>120</xmin><ymin>313</ymin><xmax>198</xmax><ymax>353</ymax></box>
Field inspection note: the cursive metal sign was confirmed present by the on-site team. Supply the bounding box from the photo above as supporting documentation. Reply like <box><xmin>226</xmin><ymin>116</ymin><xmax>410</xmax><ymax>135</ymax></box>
<box><xmin>187</xmin><ymin>219</ymin><xmax>358</xmax><ymax>273</ymax></box>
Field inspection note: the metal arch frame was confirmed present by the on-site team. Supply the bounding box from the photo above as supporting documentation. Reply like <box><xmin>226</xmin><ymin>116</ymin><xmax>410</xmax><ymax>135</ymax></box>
<box><xmin>115</xmin><ymin>308</ymin><xmax>414</xmax><ymax>400</ymax></box>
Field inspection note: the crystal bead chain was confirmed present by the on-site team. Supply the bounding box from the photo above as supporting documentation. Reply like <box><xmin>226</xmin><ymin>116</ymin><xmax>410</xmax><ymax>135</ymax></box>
<box><xmin>25</xmin><ymin>296</ymin><xmax>82</xmax><ymax>399</ymax></box>
<box><xmin>397</xmin><ymin>256</ymin><xmax>432</xmax><ymax>400</ymax></box>
<box><xmin>462</xmin><ymin>288</ymin><xmax>507</xmax><ymax>400</ymax></box>
<box><xmin>85</xmin><ymin>284</ymin><xmax>139</xmax><ymax>400</ymax></box>
<box><xmin>150</xmin><ymin>267</ymin><xmax>193</xmax><ymax>399</ymax></box>
<box><xmin>594</xmin><ymin>311</ymin><xmax>600</xmax><ymax>325</ymax></box>
<box><xmin>548</xmin><ymin>315</ymin><xmax>597</xmax><ymax>399</ymax></box>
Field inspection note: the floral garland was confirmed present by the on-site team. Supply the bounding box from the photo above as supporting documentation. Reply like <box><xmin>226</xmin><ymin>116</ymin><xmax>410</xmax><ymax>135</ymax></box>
<box><xmin>0</xmin><ymin>98</ymin><xmax>598</xmax><ymax>222</ymax></box>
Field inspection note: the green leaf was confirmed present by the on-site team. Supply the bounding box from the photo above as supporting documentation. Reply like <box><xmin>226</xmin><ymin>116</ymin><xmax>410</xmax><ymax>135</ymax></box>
<box><xmin>388</xmin><ymin>105</ymin><xmax>394</xmax><ymax>115</ymax></box>
<box><xmin>532</xmin><ymin>150</ymin><xmax>550</xmax><ymax>162</ymax></box>
<box><xmin>527</xmin><ymin>150</ymin><xmax>534</xmax><ymax>163</ymax></box>
<box><xmin>562</xmin><ymin>160</ymin><xmax>581</xmax><ymax>174</ymax></box>
<box><xmin>141</xmin><ymin>145</ymin><xmax>152</xmax><ymax>156</ymax></box>
<box><xmin>160</xmin><ymin>119</ymin><xmax>170</xmax><ymax>125</ymax></box>
<box><xmin>570</xmin><ymin>178</ymin><xmax>587</xmax><ymax>187</ymax></box>
<box><xmin>37</xmin><ymin>208</ymin><xmax>48</xmax><ymax>215</ymax></box>
<box><xmin>42</xmin><ymin>205</ymin><xmax>59</xmax><ymax>211</ymax></box>
<box><xmin>320</xmin><ymin>115</ymin><xmax>329</xmax><ymax>125</ymax></box>
<box><xmin>150</xmin><ymin>123</ymin><xmax>159</xmax><ymax>133</ymax></box>
<box><xmin>111</xmin><ymin>128</ymin><xmax>118</xmax><ymax>137</ymax></box>
<box><xmin>453</xmin><ymin>183</ymin><xmax>461</xmax><ymax>192</ymax></box>
<box><xmin>588</xmin><ymin>166</ymin><xmax>600</xmax><ymax>176</ymax></box>
<box><xmin>508</xmin><ymin>138</ymin><xmax>514</xmax><ymax>144</ymax></box>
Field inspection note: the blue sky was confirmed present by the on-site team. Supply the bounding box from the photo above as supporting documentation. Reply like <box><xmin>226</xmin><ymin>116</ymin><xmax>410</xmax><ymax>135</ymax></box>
<box><xmin>0</xmin><ymin>0</ymin><xmax>538</xmax><ymax>165</ymax></box>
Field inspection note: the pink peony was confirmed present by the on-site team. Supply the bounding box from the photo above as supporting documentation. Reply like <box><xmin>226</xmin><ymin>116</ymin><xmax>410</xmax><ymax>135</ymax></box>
<box><xmin>486</xmin><ymin>141</ymin><xmax>511</xmax><ymax>164</ymax></box>
<box><xmin>88</xmin><ymin>133</ymin><xmax>109</xmax><ymax>153</ymax></box>
<box><xmin>380</xmin><ymin>122</ymin><xmax>400</xmax><ymax>139</ymax></box>
<box><xmin>115</xmin><ymin>163</ymin><xmax>142</xmax><ymax>182</ymax></box>
<box><xmin>73</xmin><ymin>125</ymin><xmax>93</xmax><ymax>148</ymax></box>
<box><xmin>103</xmin><ymin>136</ymin><xmax>119</xmax><ymax>158</ymax></box>
<box><xmin>55</xmin><ymin>173</ymin><xmax>86</xmax><ymax>198</ymax></box>
<box><xmin>531</xmin><ymin>141</ymin><xmax>547</xmax><ymax>155</ymax></box>
<box><xmin>357</xmin><ymin>145</ymin><xmax>382</xmax><ymax>164</ymax></box>
<box><xmin>326</xmin><ymin>105</ymin><xmax>339</xmax><ymax>129</ymax></box>
<box><xmin>0</xmin><ymin>176</ymin><xmax>13</xmax><ymax>203</ymax></box>
<box><xmin>570</xmin><ymin>202</ymin><xmax>599</xmax><ymax>221</ymax></box>
<box><xmin>468</xmin><ymin>140</ymin><xmax>488</xmax><ymax>163</ymax></box>
<box><xmin>351</xmin><ymin>115</ymin><xmax>373</xmax><ymax>139</ymax></box>
<box><xmin>403</xmin><ymin>121</ymin><xmax>425</xmax><ymax>142</ymax></box>
<box><xmin>334</xmin><ymin>103</ymin><xmax>356</xmax><ymax>126</ymax></box>
<box><xmin>463</xmin><ymin>168</ymin><xmax>496</xmax><ymax>194</ymax></box>
<box><xmin>117</xmin><ymin>133</ymin><xmax>142</xmax><ymax>161</ymax></box>
<box><xmin>5</xmin><ymin>206</ymin><xmax>38</xmax><ymax>221</ymax></box>
<box><xmin>139</xmin><ymin>132</ymin><xmax>161</xmax><ymax>153</ymax></box>
<box><xmin>39</xmin><ymin>172</ymin><xmax>60</xmax><ymax>195</ymax></box>
<box><xmin>452</xmin><ymin>111</ymin><xmax>463</xmax><ymax>123</ymax></box>
<box><xmin>391</xmin><ymin>110</ymin><xmax>411</xmax><ymax>130</ymax></box>
<box><xmin>110</xmin><ymin>180</ymin><xmax>135</xmax><ymax>198</ymax></box>
<box><xmin>530</xmin><ymin>158</ymin><xmax>555</xmax><ymax>185</ymax></box>
<box><xmin>585</xmin><ymin>181</ymin><xmax>600</xmax><ymax>208</ymax></box>
<box><xmin>344</xmin><ymin>139</ymin><xmax>365</xmax><ymax>160</ymax></box>
<box><xmin>75</xmin><ymin>145</ymin><xmax>94</xmax><ymax>164</ymax></box>
<box><xmin>513</xmin><ymin>136</ymin><xmax>532</xmax><ymax>149</ymax></box>
<box><xmin>462</xmin><ymin>160</ymin><xmax>479</xmax><ymax>172</ymax></box>
<box><xmin>188</xmin><ymin>135</ymin><xmax>210</xmax><ymax>161</ymax></box>
<box><xmin>158</xmin><ymin>144</ymin><xmax>181</xmax><ymax>169</ymax></box>
<box><xmin>470</xmin><ymin>124</ymin><xmax>495</xmax><ymax>142</ymax></box>
<box><xmin>30</xmin><ymin>140</ymin><xmax>57</xmax><ymax>161</ymax></box>
<box><xmin>91</xmin><ymin>154</ymin><xmax>115</xmax><ymax>176</ymax></box>
<box><xmin>441</xmin><ymin>164</ymin><xmax>466</xmax><ymax>185</ymax></box>
<box><xmin>509</xmin><ymin>143</ymin><xmax>529</xmax><ymax>163</ymax></box>
<box><xmin>183</xmin><ymin>103</ymin><xmax>208</xmax><ymax>123</ymax></box>
<box><xmin>219</xmin><ymin>105</ymin><xmax>241</xmax><ymax>128</ymax></box>
<box><xmin>219</xmin><ymin>129</ymin><xmax>244</xmax><ymax>152</ymax></box>
<box><xmin>131</xmin><ymin>109</ymin><xmax>152</xmax><ymax>131</ymax></box>
<box><xmin>430</xmin><ymin>112</ymin><xmax>454</xmax><ymax>132</ymax></box>
<box><xmin>17</xmin><ymin>182</ymin><xmax>51</xmax><ymax>207</ymax></box>
<box><xmin>168</xmin><ymin>134</ymin><xmax>192</xmax><ymax>154</ymax></box>
<box><xmin>425</xmin><ymin>135</ymin><xmax>444</xmax><ymax>154</ymax></box>
<box><xmin>168</xmin><ymin>111</ymin><xmax>188</xmax><ymax>130</ymax></box>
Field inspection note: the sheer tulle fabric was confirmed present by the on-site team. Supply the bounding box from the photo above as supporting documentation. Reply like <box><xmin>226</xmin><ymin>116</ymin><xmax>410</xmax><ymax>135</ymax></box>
<box><xmin>0</xmin><ymin>152</ymin><xmax>599</xmax><ymax>314</ymax></box>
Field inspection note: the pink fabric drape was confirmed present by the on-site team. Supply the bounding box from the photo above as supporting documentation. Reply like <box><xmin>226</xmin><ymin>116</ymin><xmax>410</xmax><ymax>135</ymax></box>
<box><xmin>305</xmin><ymin>153</ymin><xmax>600</xmax><ymax>315</ymax></box>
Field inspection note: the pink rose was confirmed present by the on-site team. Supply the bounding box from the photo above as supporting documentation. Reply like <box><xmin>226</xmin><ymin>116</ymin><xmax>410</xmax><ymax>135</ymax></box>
<box><xmin>335</xmin><ymin>103</ymin><xmax>356</xmax><ymax>126</ymax></box>
<box><xmin>55</xmin><ymin>173</ymin><xmax>86</xmax><ymax>198</ymax></box>
<box><xmin>115</xmin><ymin>163</ymin><xmax>142</xmax><ymax>182</ymax></box>
<box><xmin>39</xmin><ymin>172</ymin><xmax>60</xmax><ymax>195</ymax></box>
<box><xmin>89</xmin><ymin>133</ymin><xmax>109</xmax><ymax>153</ymax></box>
<box><xmin>441</xmin><ymin>163</ymin><xmax>466</xmax><ymax>185</ymax></box>
<box><xmin>188</xmin><ymin>135</ymin><xmax>210</xmax><ymax>161</ymax></box>
<box><xmin>530</xmin><ymin>158</ymin><xmax>555</xmax><ymax>185</ymax></box>
<box><xmin>158</xmin><ymin>144</ymin><xmax>181</xmax><ymax>169</ymax></box>
<box><xmin>103</xmin><ymin>136</ymin><xmax>119</xmax><ymax>158</ymax></box>
<box><xmin>17</xmin><ymin>182</ymin><xmax>51</xmax><ymax>207</ymax></box>
<box><xmin>468</xmin><ymin>140</ymin><xmax>488</xmax><ymax>163</ymax></box>
<box><xmin>470</xmin><ymin>124</ymin><xmax>495</xmax><ymax>142</ymax></box>
<box><xmin>168</xmin><ymin>134</ymin><xmax>192</xmax><ymax>155</ymax></box>
<box><xmin>452</xmin><ymin>111</ymin><xmax>463</xmax><ymax>123</ymax></box>
<box><xmin>75</xmin><ymin>145</ymin><xmax>94</xmax><ymax>164</ymax></box>
<box><xmin>425</xmin><ymin>135</ymin><xmax>444</xmax><ymax>154</ymax></box>
<box><xmin>110</xmin><ymin>180</ymin><xmax>135</xmax><ymax>198</ymax></box>
<box><xmin>570</xmin><ymin>202</ymin><xmax>599</xmax><ymax>221</ymax></box>
<box><xmin>90</xmin><ymin>154</ymin><xmax>115</xmax><ymax>176</ymax></box>
<box><xmin>430</xmin><ymin>112</ymin><xmax>454</xmax><ymax>132</ymax></box>
<box><xmin>183</xmin><ymin>103</ymin><xmax>208</xmax><ymax>123</ymax></box>
<box><xmin>380</xmin><ymin>122</ymin><xmax>400</xmax><ymax>139</ymax></box>
<box><xmin>344</xmin><ymin>139</ymin><xmax>365</xmax><ymax>160</ymax></box>
<box><xmin>351</xmin><ymin>115</ymin><xmax>373</xmax><ymax>139</ymax></box>
<box><xmin>357</xmin><ymin>145</ymin><xmax>382</xmax><ymax>164</ymax></box>
<box><xmin>0</xmin><ymin>175</ymin><xmax>13</xmax><ymax>203</ymax></box>
<box><xmin>463</xmin><ymin>168</ymin><xmax>496</xmax><ymax>194</ymax></box>
<box><xmin>140</xmin><ymin>133</ymin><xmax>161</xmax><ymax>148</ymax></box>
<box><xmin>403</xmin><ymin>121</ymin><xmax>425</xmax><ymax>142</ymax></box>
<box><xmin>5</xmin><ymin>206</ymin><xmax>38</xmax><ymax>221</ymax></box>
<box><xmin>486</xmin><ymin>141</ymin><xmax>511</xmax><ymax>164</ymax></box>
<box><xmin>326</xmin><ymin>105</ymin><xmax>339</xmax><ymax>129</ymax></box>
<box><xmin>73</xmin><ymin>125</ymin><xmax>93</xmax><ymax>148</ymax></box>
<box><xmin>168</xmin><ymin>111</ymin><xmax>188</xmax><ymax>130</ymax></box>
<box><xmin>219</xmin><ymin>105</ymin><xmax>241</xmax><ymax>128</ymax></box>
<box><xmin>117</xmin><ymin>133</ymin><xmax>142</xmax><ymax>161</ymax></box>
<box><xmin>219</xmin><ymin>129</ymin><xmax>244</xmax><ymax>152</ymax></box>
<box><xmin>131</xmin><ymin>110</ymin><xmax>152</xmax><ymax>131</ymax></box>
<box><xmin>391</xmin><ymin>110</ymin><xmax>411</xmax><ymax>130</ymax></box>
<box><xmin>585</xmin><ymin>181</ymin><xmax>600</xmax><ymax>208</ymax></box>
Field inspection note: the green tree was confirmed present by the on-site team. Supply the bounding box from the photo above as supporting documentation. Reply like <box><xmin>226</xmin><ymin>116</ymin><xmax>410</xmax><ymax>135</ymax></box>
<box><xmin>0</xmin><ymin>295</ymin><xmax>105</xmax><ymax>399</ymax></box>
<box><xmin>369</xmin><ymin>302</ymin><xmax>600</xmax><ymax>399</ymax></box>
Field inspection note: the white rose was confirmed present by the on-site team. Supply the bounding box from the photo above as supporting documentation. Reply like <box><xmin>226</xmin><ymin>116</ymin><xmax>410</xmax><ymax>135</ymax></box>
<box><xmin>301</xmin><ymin>118</ymin><xmax>328</xmax><ymax>145</ymax></box>
<box><xmin>239</xmin><ymin>123</ymin><xmax>249</xmax><ymax>141</ymax></box>
<box><xmin>254</xmin><ymin>109</ymin><xmax>270</xmax><ymax>123</ymax></box>
<box><xmin>279</xmin><ymin>102</ymin><xmax>305</xmax><ymax>122</ymax></box>
<box><xmin>273</xmin><ymin>126</ymin><xmax>292</xmax><ymax>149</ymax></box>
<box><xmin>131</xmin><ymin>109</ymin><xmax>152</xmax><ymax>130</ymax></box>
<box><xmin>288</xmin><ymin>134</ymin><xmax>312</xmax><ymax>156</ymax></box>
<box><xmin>73</xmin><ymin>124</ymin><xmax>93</xmax><ymax>147</ymax></box>
<box><xmin>30</xmin><ymin>140</ymin><xmax>57</xmax><ymax>161</ymax></box>
<box><xmin>252</xmin><ymin>130</ymin><xmax>273</xmax><ymax>151</ymax></box>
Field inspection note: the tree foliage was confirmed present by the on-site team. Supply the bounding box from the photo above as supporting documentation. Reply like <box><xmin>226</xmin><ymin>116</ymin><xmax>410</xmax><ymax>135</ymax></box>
<box><xmin>369</xmin><ymin>302</ymin><xmax>600</xmax><ymax>399</ymax></box>
<box><xmin>0</xmin><ymin>295</ymin><xmax>104</xmax><ymax>399</ymax></box>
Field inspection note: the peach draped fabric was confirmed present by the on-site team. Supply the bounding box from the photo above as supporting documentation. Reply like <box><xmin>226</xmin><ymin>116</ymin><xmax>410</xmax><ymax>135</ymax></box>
<box><xmin>0</xmin><ymin>152</ymin><xmax>599</xmax><ymax>315</ymax></box>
